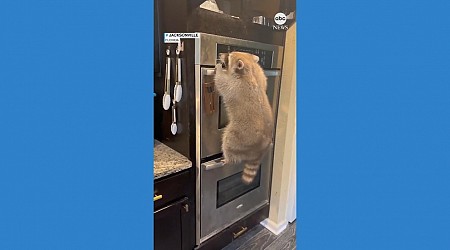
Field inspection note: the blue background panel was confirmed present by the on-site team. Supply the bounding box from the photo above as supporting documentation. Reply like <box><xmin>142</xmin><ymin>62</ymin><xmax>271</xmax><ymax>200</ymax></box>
<box><xmin>0</xmin><ymin>0</ymin><xmax>153</xmax><ymax>249</ymax></box>
<box><xmin>298</xmin><ymin>0</ymin><xmax>450</xmax><ymax>249</ymax></box>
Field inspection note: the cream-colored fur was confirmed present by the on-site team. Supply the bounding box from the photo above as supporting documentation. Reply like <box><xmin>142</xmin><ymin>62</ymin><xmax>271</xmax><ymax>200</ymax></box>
<box><xmin>215</xmin><ymin>52</ymin><xmax>273</xmax><ymax>184</ymax></box>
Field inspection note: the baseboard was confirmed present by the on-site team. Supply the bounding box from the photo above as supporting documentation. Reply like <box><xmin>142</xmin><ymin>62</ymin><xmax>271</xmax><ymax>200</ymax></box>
<box><xmin>260</xmin><ymin>218</ymin><xmax>288</xmax><ymax>235</ymax></box>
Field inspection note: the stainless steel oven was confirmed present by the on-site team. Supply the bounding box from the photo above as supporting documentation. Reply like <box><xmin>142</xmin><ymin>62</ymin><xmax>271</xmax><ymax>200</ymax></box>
<box><xmin>194</xmin><ymin>33</ymin><xmax>283</xmax><ymax>244</ymax></box>
<box><xmin>199</xmin><ymin>144</ymin><xmax>274</xmax><ymax>242</ymax></box>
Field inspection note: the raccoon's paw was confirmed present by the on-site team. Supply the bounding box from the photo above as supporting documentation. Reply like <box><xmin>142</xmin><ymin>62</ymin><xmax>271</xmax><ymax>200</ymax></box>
<box><xmin>221</xmin><ymin>158</ymin><xmax>239</xmax><ymax>166</ymax></box>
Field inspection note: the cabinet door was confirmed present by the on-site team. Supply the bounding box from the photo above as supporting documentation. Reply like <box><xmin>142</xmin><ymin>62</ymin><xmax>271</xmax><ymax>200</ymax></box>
<box><xmin>154</xmin><ymin>197</ymin><xmax>188</xmax><ymax>250</ymax></box>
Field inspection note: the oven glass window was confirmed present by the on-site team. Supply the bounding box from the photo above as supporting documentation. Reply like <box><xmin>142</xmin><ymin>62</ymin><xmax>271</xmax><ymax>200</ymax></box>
<box><xmin>266</xmin><ymin>76</ymin><xmax>275</xmax><ymax>109</ymax></box>
<box><xmin>218</xmin><ymin>96</ymin><xmax>229</xmax><ymax>129</ymax></box>
<box><xmin>217</xmin><ymin>75</ymin><xmax>276</xmax><ymax>130</ymax></box>
<box><xmin>216</xmin><ymin>169</ymin><xmax>261</xmax><ymax>208</ymax></box>
<box><xmin>218</xmin><ymin>71</ymin><xmax>275</xmax><ymax>129</ymax></box>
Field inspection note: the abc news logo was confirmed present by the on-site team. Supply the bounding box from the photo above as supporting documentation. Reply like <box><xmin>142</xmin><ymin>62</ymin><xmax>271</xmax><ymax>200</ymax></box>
<box><xmin>273</xmin><ymin>12</ymin><xmax>288</xmax><ymax>30</ymax></box>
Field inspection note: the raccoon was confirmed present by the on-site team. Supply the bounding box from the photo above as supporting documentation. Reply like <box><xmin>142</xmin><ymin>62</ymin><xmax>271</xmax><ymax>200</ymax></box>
<box><xmin>214</xmin><ymin>52</ymin><xmax>274</xmax><ymax>184</ymax></box>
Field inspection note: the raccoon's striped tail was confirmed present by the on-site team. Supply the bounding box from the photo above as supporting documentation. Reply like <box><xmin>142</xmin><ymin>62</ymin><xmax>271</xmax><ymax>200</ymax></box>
<box><xmin>242</xmin><ymin>161</ymin><xmax>260</xmax><ymax>184</ymax></box>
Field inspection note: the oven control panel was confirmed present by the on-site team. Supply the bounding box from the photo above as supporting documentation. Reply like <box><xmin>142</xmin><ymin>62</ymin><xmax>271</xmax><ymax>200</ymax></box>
<box><xmin>216</xmin><ymin>44</ymin><xmax>274</xmax><ymax>69</ymax></box>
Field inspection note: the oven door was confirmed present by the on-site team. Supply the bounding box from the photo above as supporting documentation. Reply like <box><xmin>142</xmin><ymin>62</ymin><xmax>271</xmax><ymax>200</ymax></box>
<box><xmin>199</xmin><ymin>144</ymin><xmax>273</xmax><ymax>242</ymax></box>
<box><xmin>200</xmin><ymin>68</ymin><xmax>281</xmax><ymax>159</ymax></box>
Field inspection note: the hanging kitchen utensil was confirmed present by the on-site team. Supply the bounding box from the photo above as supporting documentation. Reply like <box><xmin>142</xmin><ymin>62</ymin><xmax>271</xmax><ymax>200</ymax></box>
<box><xmin>162</xmin><ymin>47</ymin><xmax>171</xmax><ymax>110</ymax></box>
<box><xmin>203</xmin><ymin>81</ymin><xmax>216</xmax><ymax>114</ymax></box>
<box><xmin>174</xmin><ymin>43</ymin><xmax>183</xmax><ymax>102</ymax></box>
<box><xmin>171</xmin><ymin>99</ymin><xmax>177</xmax><ymax>135</ymax></box>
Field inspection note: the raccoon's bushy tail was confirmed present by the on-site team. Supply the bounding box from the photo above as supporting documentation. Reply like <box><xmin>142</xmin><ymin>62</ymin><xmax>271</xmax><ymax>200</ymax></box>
<box><xmin>242</xmin><ymin>161</ymin><xmax>260</xmax><ymax>184</ymax></box>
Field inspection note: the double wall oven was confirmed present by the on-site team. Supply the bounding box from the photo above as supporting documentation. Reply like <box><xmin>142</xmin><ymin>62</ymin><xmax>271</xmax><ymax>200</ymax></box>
<box><xmin>194</xmin><ymin>33</ymin><xmax>284</xmax><ymax>244</ymax></box>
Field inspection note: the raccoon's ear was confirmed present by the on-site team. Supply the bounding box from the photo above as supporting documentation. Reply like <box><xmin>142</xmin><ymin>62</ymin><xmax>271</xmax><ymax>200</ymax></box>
<box><xmin>252</xmin><ymin>55</ymin><xmax>259</xmax><ymax>63</ymax></box>
<box><xmin>237</xmin><ymin>60</ymin><xmax>244</xmax><ymax>70</ymax></box>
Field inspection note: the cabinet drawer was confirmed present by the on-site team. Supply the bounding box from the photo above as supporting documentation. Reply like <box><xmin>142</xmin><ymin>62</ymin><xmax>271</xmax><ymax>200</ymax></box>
<box><xmin>154</xmin><ymin>170</ymin><xmax>190</xmax><ymax>210</ymax></box>
<box><xmin>197</xmin><ymin>204</ymin><xmax>269</xmax><ymax>250</ymax></box>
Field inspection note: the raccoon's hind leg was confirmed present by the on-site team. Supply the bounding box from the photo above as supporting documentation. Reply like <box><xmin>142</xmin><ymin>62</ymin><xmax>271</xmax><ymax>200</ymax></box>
<box><xmin>221</xmin><ymin>128</ymin><xmax>243</xmax><ymax>165</ymax></box>
<box><xmin>221</xmin><ymin>147</ymin><xmax>241</xmax><ymax>165</ymax></box>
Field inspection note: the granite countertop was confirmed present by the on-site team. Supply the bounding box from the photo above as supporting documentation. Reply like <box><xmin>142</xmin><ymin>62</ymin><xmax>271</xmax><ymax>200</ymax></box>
<box><xmin>154</xmin><ymin>140</ymin><xmax>192</xmax><ymax>180</ymax></box>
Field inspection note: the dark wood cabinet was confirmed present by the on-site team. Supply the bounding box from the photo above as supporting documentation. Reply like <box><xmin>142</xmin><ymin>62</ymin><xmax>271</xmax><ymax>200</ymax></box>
<box><xmin>154</xmin><ymin>169</ymin><xmax>196</xmax><ymax>250</ymax></box>
<box><xmin>154</xmin><ymin>197</ymin><xmax>191</xmax><ymax>250</ymax></box>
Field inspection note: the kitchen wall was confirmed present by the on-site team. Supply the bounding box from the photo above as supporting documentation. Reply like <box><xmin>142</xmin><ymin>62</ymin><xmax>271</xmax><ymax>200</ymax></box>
<box><xmin>261</xmin><ymin>22</ymin><xmax>297</xmax><ymax>234</ymax></box>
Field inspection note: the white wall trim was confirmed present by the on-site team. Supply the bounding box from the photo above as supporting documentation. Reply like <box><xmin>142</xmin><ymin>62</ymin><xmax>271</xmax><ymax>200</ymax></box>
<box><xmin>287</xmin><ymin>131</ymin><xmax>297</xmax><ymax>223</ymax></box>
<box><xmin>265</xmin><ymin>22</ymin><xmax>297</xmax><ymax>235</ymax></box>
<box><xmin>260</xmin><ymin>218</ymin><xmax>288</xmax><ymax>235</ymax></box>
<box><xmin>286</xmin><ymin>143</ymin><xmax>297</xmax><ymax>223</ymax></box>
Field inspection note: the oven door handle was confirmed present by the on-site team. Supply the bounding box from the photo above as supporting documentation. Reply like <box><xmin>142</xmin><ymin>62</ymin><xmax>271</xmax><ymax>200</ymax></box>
<box><xmin>203</xmin><ymin>158</ymin><xmax>226</xmax><ymax>171</ymax></box>
<box><xmin>203</xmin><ymin>69</ymin><xmax>279</xmax><ymax>76</ymax></box>
<box><xmin>204</xmin><ymin>69</ymin><xmax>216</xmax><ymax>76</ymax></box>
<box><xmin>264</xmin><ymin>70</ymin><xmax>281</xmax><ymax>77</ymax></box>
